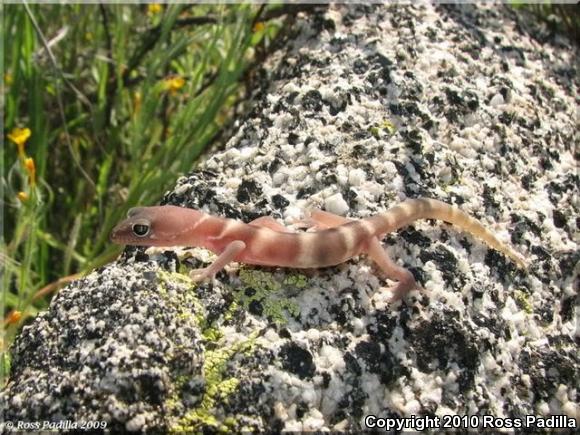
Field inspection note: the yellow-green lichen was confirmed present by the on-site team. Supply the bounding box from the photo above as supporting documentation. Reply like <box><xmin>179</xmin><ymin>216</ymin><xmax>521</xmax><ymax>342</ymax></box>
<box><xmin>154</xmin><ymin>270</ymin><xmax>265</xmax><ymax>432</ymax></box>
<box><xmin>514</xmin><ymin>290</ymin><xmax>533</xmax><ymax>314</ymax></box>
<box><xmin>380</xmin><ymin>119</ymin><xmax>397</xmax><ymax>134</ymax></box>
<box><xmin>369</xmin><ymin>119</ymin><xmax>397</xmax><ymax>138</ymax></box>
<box><xmin>171</xmin><ymin>408</ymin><xmax>244</xmax><ymax>433</ymax></box>
<box><xmin>239</xmin><ymin>269</ymin><xmax>282</xmax><ymax>291</ymax></box>
<box><xmin>177</xmin><ymin>260</ymin><xmax>191</xmax><ymax>276</ymax></box>
<box><xmin>282</xmin><ymin>273</ymin><xmax>308</xmax><ymax>289</ymax></box>
<box><xmin>205</xmin><ymin>377</ymin><xmax>240</xmax><ymax>405</ymax></box>
<box><xmin>171</xmin><ymin>409</ymin><xmax>222</xmax><ymax>433</ymax></box>
<box><xmin>160</xmin><ymin>270</ymin><xmax>196</xmax><ymax>286</ymax></box>
<box><xmin>369</xmin><ymin>126</ymin><xmax>380</xmax><ymax>138</ymax></box>
<box><xmin>223</xmin><ymin>299</ymin><xmax>240</xmax><ymax>322</ymax></box>
<box><xmin>157</xmin><ymin>270</ymin><xmax>205</xmax><ymax>329</ymax></box>
<box><xmin>202</xmin><ymin>327</ymin><xmax>224</xmax><ymax>342</ymax></box>
<box><xmin>157</xmin><ymin>268</ymin><xmax>303</xmax><ymax>431</ymax></box>
<box><xmin>170</xmin><ymin>332</ymin><xmax>258</xmax><ymax>433</ymax></box>
<box><xmin>233</xmin><ymin>269</ymin><xmax>302</xmax><ymax>325</ymax></box>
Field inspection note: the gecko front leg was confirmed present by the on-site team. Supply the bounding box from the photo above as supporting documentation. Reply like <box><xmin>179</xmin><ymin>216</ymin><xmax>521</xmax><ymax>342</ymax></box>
<box><xmin>190</xmin><ymin>240</ymin><xmax>246</xmax><ymax>282</ymax></box>
<box><xmin>190</xmin><ymin>215</ymin><xmax>294</xmax><ymax>282</ymax></box>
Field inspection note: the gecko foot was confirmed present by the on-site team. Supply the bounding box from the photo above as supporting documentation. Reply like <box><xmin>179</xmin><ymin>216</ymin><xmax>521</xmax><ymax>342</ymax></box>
<box><xmin>384</xmin><ymin>275</ymin><xmax>421</xmax><ymax>303</ymax></box>
<box><xmin>189</xmin><ymin>268</ymin><xmax>212</xmax><ymax>283</ymax></box>
<box><xmin>293</xmin><ymin>218</ymin><xmax>325</xmax><ymax>231</ymax></box>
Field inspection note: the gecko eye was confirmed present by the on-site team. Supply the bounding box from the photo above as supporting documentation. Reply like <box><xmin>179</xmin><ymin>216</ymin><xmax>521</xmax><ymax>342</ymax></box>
<box><xmin>132</xmin><ymin>223</ymin><xmax>150</xmax><ymax>237</ymax></box>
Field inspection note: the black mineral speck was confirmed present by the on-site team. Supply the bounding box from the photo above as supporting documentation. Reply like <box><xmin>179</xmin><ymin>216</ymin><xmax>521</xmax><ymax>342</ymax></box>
<box><xmin>557</xmin><ymin>250</ymin><xmax>579</xmax><ymax>277</ymax></box>
<box><xmin>398</xmin><ymin>228</ymin><xmax>432</xmax><ymax>248</ymax></box>
<box><xmin>498</xmin><ymin>111</ymin><xmax>515</xmax><ymax>125</ymax></box>
<box><xmin>532</xmin><ymin>243</ymin><xmax>552</xmax><ymax>261</ymax></box>
<box><xmin>280</xmin><ymin>343</ymin><xmax>316</xmax><ymax>379</ymax></box>
<box><xmin>354</xmin><ymin>341</ymin><xmax>381</xmax><ymax>373</ymax></box>
<box><xmin>344</xmin><ymin>351</ymin><xmax>362</xmax><ymax>376</ymax></box>
<box><xmin>271</xmin><ymin>194</ymin><xmax>290</xmax><ymax>210</ymax></box>
<box><xmin>278</xmin><ymin>328</ymin><xmax>291</xmax><ymax>339</ymax></box>
<box><xmin>268</xmin><ymin>158</ymin><xmax>282</xmax><ymax>175</ymax></box>
<box><xmin>353</xmin><ymin>59</ymin><xmax>367</xmax><ymax>74</ymax></box>
<box><xmin>327</xmin><ymin>98</ymin><xmax>347</xmax><ymax>116</ymax></box>
<box><xmin>321</xmin><ymin>371</ymin><xmax>331</xmax><ymax>389</ymax></box>
<box><xmin>297</xmin><ymin>186</ymin><xmax>315</xmax><ymax>199</ymax></box>
<box><xmin>248</xmin><ymin>300</ymin><xmax>263</xmax><ymax>316</ymax></box>
<box><xmin>445</xmin><ymin>88</ymin><xmax>463</xmax><ymax>106</ymax></box>
<box><xmin>485</xmin><ymin>249</ymin><xmax>512</xmax><ymax>274</ymax></box>
<box><xmin>215</xmin><ymin>203</ymin><xmax>241</xmax><ymax>221</ymax></box>
<box><xmin>369</xmin><ymin>52</ymin><xmax>393</xmax><ymax>85</ymax></box>
<box><xmin>287</xmin><ymin>132</ymin><xmax>300</xmax><ymax>145</ymax></box>
<box><xmin>286</xmin><ymin>91</ymin><xmax>299</xmax><ymax>104</ymax></box>
<box><xmin>345</xmin><ymin>189</ymin><xmax>358</xmax><ymax>209</ymax></box>
<box><xmin>181</xmin><ymin>377</ymin><xmax>205</xmax><ymax>406</ymax></box>
<box><xmin>367</xmin><ymin>311</ymin><xmax>398</xmax><ymax>343</ymax></box>
<box><xmin>336</xmin><ymin>381</ymin><xmax>367</xmax><ymax>420</ymax></box>
<box><xmin>302</xmin><ymin>90</ymin><xmax>323</xmax><ymax>112</ymax></box>
<box><xmin>411</xmin><ymin>314</ymin><xmax>478</xmax><ymax>390</ymax></box>
<box><xmin>294</xmin><ymin>402</ymin><xmax>311</xmax><ymax>420</ymax></box>
<box><xmin>552</xmin><ymin>209</ymin><xmax>567</xmax><ymax>229</ymax></box>
<box><xmin>419</xmin><ymin>245</ymin><xmax>458</xmax><ymax>284</ymax></box>
<box><xmin>559</xmin><ymin>296</ymin><xmax>575</xmax><ymax>322</ymax></box>
<box><xmin>511</xmin><ymin>214</ymin><xmax>541</xmax><ymax>244</ymax></box>
<box><xmin>519</xmin><ymin>349</ymin><xmax>577</xmax><ymax>399</ymax></box>
<box><xmin>536</xmin><ymin>304</ymin><xmax>554</xmax><ymax>324</ymax></box>
<box><xmin>237</xmin><ymin>179</ymin><xmax>263</xmax><ymax>204</ymax></box>
<box><xmin>521</xmin><ymin>172</ymin><xmax>535</xmax><ymax>190</ymax></box>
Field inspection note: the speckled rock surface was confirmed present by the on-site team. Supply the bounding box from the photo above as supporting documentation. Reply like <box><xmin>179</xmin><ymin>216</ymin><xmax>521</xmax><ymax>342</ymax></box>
<box><xmin>3</xmin><ymin>4</ymin><xmax>578</xmax><ymax>433</ymax></box>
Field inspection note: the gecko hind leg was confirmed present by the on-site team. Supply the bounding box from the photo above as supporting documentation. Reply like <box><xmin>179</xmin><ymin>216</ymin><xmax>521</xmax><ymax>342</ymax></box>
<box><xmin>366</xmin><ymin>238</ymin><xmax>418</xmax><ymax>301</ymax></box>
<box><xmin>300</xmin><ymin>209</ymin><xmax>418</xmax><ymax>301</ymax></box>
<box><xmin>249</xmin><ymin>216</ymin><xmax>294</xmax><ymax>232</ymax></box>
<box><xmin>297</xmin><ymin>208</ymin><xmax>353</xmax><ymax>230</ymax></box>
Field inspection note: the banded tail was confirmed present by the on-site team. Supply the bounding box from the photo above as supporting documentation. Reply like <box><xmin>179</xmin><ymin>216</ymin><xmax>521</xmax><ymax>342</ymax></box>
<box><xmin>366</xmin><ymin>198</ymin><xmax>527</xmax><ymax>269</ymax></box>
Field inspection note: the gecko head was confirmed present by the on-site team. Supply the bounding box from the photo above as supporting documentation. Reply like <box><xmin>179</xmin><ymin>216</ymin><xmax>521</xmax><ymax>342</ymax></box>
<box><xmin>110</xmin><ymin>205</ymin><xmax>204</xmax><ymax>246</ymax></box>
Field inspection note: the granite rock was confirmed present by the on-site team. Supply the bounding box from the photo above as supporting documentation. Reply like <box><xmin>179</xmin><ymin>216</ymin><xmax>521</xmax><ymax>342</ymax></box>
<box><xmin>3</xmin><ymin>4</ymin><xmax>578</xmax><ymax>433</ymax></box>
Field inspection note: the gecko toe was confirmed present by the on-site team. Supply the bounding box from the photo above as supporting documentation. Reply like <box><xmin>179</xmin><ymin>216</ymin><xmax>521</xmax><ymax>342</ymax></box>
<box><xmin>189</xmin><ymin>268</ymin><xmax>210</xmax><ymax>283</ymax></box>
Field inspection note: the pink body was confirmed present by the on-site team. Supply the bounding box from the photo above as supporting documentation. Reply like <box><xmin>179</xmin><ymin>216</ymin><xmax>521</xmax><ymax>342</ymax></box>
<box><xmin>110</xmin><ymin>206</ymin><xmax>374</xmax><ymax>268</ymax></box>
<box><xmin>110</xmin><ymin>199</ymin><xmax>526</xmax><ymax>299</ymax></box>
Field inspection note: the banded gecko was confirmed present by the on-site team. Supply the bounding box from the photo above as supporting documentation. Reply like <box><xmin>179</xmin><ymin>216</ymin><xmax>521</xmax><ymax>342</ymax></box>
<box><xmin>110</xmin><ymin>198</ymin><xmax>526</xmax><ymax>299</ymax></box>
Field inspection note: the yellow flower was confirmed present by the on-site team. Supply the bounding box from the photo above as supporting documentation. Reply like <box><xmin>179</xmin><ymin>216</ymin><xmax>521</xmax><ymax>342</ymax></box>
<box><xmin>133</xmin><ymin>91</ymin><xmax>142</xmax><ymax>116</ymax></box>
<box><xmin>24</xmin><ymin>157</ymin><xmax>36</xmax><ymax>187</ymax></box>
<box><xmin>253</xmin><ymin>22</ymin><xmax>265</xmax><ymax>33</ymax></box>
<box><xmin>17</xmin><ymin>191</ymin><xmax>29</xmax><ymax>202</ymax></box>
<box><xmin>7</xmin><ymin>127</ymin><xmax>30</xmax><ymax>146</ymax></box>
<box><xmin>163</xmin><ymin>76</ymin><xmax>185</xmax><ymax>95</ymax></box>
<box><xmin>5</xmin><ymin>310</ymin><xmax>22</xmax><ymax>325</ymax></box>
<box><xmin>4</xmin><ymin>72</ymin><xmax>12</xmax><ymax>86</ymax></box>
<box><xmin>147</xmin><ymin>4</ymin><xmax>163</xmax><ymax>16</ymax></box>
<box><xmin>8</xmin><ymin>127</ymin><xmax>31</xmax><ymax>158</ymax></box>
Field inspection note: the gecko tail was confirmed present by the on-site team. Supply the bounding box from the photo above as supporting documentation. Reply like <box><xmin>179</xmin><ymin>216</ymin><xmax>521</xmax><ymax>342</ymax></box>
<box><xmin>367</xmin><ymin>198</ymin><xmax>528</xmax><ymax>269</ymax></box>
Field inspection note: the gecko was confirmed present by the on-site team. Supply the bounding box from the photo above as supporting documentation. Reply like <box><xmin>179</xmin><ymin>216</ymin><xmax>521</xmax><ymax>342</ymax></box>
<box><xmin>110</xmin><ymin>198</ymin><xmax>527</xmax><ymax>300</ymax></box>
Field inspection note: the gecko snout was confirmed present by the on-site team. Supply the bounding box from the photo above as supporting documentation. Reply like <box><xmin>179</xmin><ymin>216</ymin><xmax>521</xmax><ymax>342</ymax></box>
<box><xmin>110</xmin><ymin>226</ymin><xmax>121</xmax><ymax>243</ymax></box>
